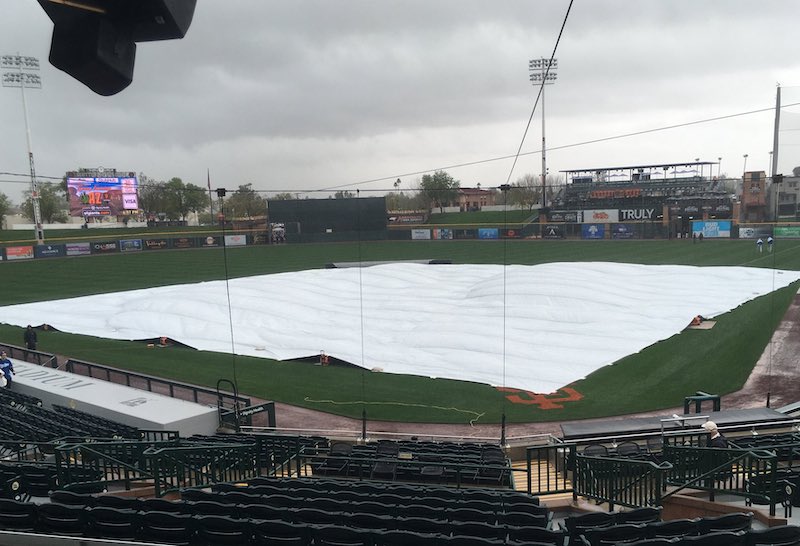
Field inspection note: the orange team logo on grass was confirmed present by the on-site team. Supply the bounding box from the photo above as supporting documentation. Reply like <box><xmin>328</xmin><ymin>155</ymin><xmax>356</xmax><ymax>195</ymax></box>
<box><xmin>496</xmin><ymin>387</ymin><xmax>583</xmax><ymax>410</ymax></box>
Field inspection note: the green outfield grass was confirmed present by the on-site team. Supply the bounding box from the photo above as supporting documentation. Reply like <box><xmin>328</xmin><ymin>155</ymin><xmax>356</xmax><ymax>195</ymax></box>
<box><xmin>0</xmin><ymin>238</ymin><xmax>796</xmax><ymax>424</ymax></box>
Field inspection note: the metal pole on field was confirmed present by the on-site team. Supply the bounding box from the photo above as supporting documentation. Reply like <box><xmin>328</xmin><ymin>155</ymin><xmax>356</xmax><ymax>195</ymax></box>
<box><xmin>2</xmin><ymin>53</ymin><xmax>44</xmax><ymax>244</ymax></box>
<box><xmin>529</xmin><ymin>57</ymin><xmax>557</xmax><ymax>210</ymax></box>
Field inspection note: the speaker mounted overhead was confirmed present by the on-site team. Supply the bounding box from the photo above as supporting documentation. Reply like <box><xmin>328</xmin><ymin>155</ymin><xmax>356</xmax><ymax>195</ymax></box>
<box><xmin>37</xmin><ymin>0</ymin><xmax>197</xmax><ymax>96</ymax></box>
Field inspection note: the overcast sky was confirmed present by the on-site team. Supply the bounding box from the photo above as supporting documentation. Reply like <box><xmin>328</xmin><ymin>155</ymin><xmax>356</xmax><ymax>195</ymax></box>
<box><xmin>1</xmin><ymin>0</ymin><xmax>799</xmax><ymax>204</ymax></box>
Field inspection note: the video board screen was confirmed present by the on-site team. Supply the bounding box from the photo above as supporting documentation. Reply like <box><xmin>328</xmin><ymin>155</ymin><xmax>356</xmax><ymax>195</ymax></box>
<box><xmin>67</xmin><ymin>176</ymin><xmax>139</xmax><ymax>217</ymax></box>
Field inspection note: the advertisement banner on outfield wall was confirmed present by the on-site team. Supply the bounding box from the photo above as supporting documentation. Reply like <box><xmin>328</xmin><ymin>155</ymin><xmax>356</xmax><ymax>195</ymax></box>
<box><xmin>6</xmin><ymin>246</ymin><xmax>34</xmax><ymax>260</ymax></box>
<box><xmin>774</xmin><ymin>227</ymin><xmax>800</xmax><ymax>238</ymax></box>
<box><xmin>582</xmin><ymin>224</ymin><xmax>605</xmax><ymax>239</ymax></box>
<box><xmin>502</xmin><ymin>229</ymin><xmax>522</xmax><ymax>239</ymax></box>
<box><xmin>119</xmin><ymin>239</ymin><xmax>143</xmax><ymax>252</ymax></box>
<box><xmin>612</xmin><ymin>224</ymin><xmax>636</xmax><ymax>239</ymax></box>
<box><xmin>66</xmin><ymin>242</ymin><xmax>91</xmax><ymax>256</ymax></box>
<box><xmin>738</xmin><ymin>227</ymin><xmax>772</xmax><ymax>239</ymax></box>
<box><xmin>35</xmin><ymin>244</ymin><xmax>66</xmax><ymax>258</ymax></box>
<box><xmin>91</xmin><ymin>240</ymin><xmax>119</xmax><ymax>254</ymax></box>
<box><xmin>548</xmin><ymin>210</ymin><xmax>580</xmax><ymax>223</ymax></box>
<box><xmin>224</xmin><ymin>234</ymin><xmax>247</xmax><ymax>247</ymax></box>
<box><xmin>583</xmin><ymin>209</ymin><xmax>619</xmax><ymax>223</ymax></box>
<box><xmin>143</xmin><ymin>238</ymin><xmax>169</xmax><ymax>250</ymax></box>
<box><xmin>433</xmin><ymin>228</ymin><xmax>453</xmax><ymax>240</ymax></box>
<box><xmin>199</xmin><ymin>236</ymin><xmax>221</xmax><ymax>247</ymax></box>
<box><xmin>411</xmin><ymin>229</ymin><xmax>431</xmax><ymax>240</ymax></box>
<box><xmin>618</xmin><ymin>208</ymin><xmax>657</xmax><ymax>222</ymax></box>
<box><xmin>478</xmin><ymin>228</ymin><xmax>499</xmax><ymax>239</ymax></box>
<box><xmin>543</xmin><ymin>225</ymin><xmax>563</xmax><ymax>239</ymax></box>
<box><xmin>692</xmin><ymin>220</ymin><xmax>732</xmax><ymax>238</ymax></box>
<box><xmin>172</xmin><ymin>237</ymin><xmax>195</xmax><ymax>249</ymax></box>
<box><xmin>453</xmin><ymin>229</ymin><xmax>476</xmax><ymax>239</ymax></box>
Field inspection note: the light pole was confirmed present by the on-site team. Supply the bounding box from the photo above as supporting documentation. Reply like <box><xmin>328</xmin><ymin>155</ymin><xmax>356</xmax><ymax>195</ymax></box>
<box><xmin>717</xmin><ymin>157</ymin><xmax>722</xmax><ymax>179</ymax></box>
<box><xmin>2</xmin><ymin>54</ymin><xmax>44</xmax><ymax>244</ymax></box>
<box><xmin>742</xmin><ymin>154</ymin><xmax>749</xmax><ymax>175</ymax></box>
<box><xmin>529</xmin><ymin>57</ymin><xmax>557</xmax><ymax>210</ymax></box>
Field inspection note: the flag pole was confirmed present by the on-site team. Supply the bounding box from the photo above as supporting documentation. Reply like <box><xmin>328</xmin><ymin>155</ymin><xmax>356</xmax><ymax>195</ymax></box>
<box><xmin>207</xmin><ymin>169</ymin><xmax>214</xmax><ymax>224</ymax></box>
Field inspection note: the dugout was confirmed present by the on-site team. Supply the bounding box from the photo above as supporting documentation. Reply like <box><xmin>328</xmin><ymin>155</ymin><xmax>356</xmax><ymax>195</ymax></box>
<box><xmin>267</xmin><ymin>197</ymin><xmax>388</xmax><ymax>243</ymax></box>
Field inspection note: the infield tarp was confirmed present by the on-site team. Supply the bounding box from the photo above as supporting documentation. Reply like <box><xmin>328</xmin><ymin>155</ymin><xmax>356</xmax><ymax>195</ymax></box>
<box><xmin>0</xmin><ymin>262</ymin><xmax>798</xmax><ymax>393</ymax></box>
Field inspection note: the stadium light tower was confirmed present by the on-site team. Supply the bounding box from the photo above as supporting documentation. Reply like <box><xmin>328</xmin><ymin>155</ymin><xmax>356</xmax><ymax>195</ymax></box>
<box><xmin>2</xmin><ymin>54</ymin><xmax>44</xmax><ymax>244</ymax></box>
<box><xmin>529</xmin><ymin>57</ymin><xmax>557</xmax><ymax>210</ymax></box>
<box><xmin>742</xmin><ymin>153</ymin><xmax>749</xmax><ymax>174</ymax></box>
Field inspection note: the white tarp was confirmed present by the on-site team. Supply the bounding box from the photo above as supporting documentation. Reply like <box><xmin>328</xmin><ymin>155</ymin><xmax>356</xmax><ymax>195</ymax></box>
<box><xmin>1</xmin><ymin>262</ymin><xmax>797</xmax><ymax>393</ymax></box>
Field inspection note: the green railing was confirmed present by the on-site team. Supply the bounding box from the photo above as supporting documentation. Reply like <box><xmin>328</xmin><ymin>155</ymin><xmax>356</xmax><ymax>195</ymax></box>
<box><xmin>54</xmin><ymin>439</ymin><xmax>260</xmax><ymax>497</ymax></box>
<box><xmin>147</xmin><ymin>442</ymin><xmax>258</xmax><ymax>497</ymax></box>
<box><xmin>524</xmin><ymin>443</ymin><xmax>575</xmax><ymax>496</ymax></box>
<box><xmin>663</xmin><ymin>444</ymin><xmax>783</xmax><ymax>515</ymax></box>
<box><xmin>574</xmin><ymin>454</ymin><xmax>670</xmax><ymax>510</ymax></box>
<box><xmin>55</xmin><ymin>440</ymin><xmax>175</xmax><ymax>492</ymax></box>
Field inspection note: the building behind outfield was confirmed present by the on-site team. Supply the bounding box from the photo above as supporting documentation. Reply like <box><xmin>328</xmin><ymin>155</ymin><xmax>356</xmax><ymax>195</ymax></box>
<box><xmin>548</xmin><ymin>161</ymin><xmax>742</xmax><ymax>239</ymax></box>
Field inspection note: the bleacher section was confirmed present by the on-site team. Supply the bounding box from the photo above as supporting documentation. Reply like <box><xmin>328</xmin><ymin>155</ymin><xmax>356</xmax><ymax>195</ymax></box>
<box><xmin>308</xmin><ymin>439</ymin><xmax>513</xmax><ymax>487</ymax></box>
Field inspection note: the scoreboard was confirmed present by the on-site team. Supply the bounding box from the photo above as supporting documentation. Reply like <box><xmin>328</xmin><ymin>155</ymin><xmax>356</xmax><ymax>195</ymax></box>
<box><xmin>68</xmin><ymin>176</ymin><xmax>139</xmax><ymax>217</ymax></box>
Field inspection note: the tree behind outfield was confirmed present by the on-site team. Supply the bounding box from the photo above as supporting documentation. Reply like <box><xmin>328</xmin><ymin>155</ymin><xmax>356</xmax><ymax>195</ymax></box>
<box><xmin>420</xmin><ymin>170</ymin><xmax>460</xmax><ymax>213</ymax></box>
<box><xmin>164</xmin><ymin>177</ymin><xmax>207</xmax><ymax>221</ymax></box>
<box><xmin>509</xmin><ymin>174</ymin><xmax>541</xmax><ymax>211</ymax></box>
<box><xmin>0</xmin><ymin>193</ymin><xmax>10</xmax><ymax>229</ymax></box>
<box><xmin>225</xmin><ymin>183</ymin><xmax>266</xmax><ymax>218</ymax></box>
<box><xmin>21</xmin><ymin>182</ymin><xmax>68</xmax><ymax>223</ymax></box>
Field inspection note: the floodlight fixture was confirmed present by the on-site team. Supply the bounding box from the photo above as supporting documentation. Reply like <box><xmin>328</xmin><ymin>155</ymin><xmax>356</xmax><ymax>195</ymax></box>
<box><xmin>528</xmin><ymin>57</ymin><xmax>559</xmax><ymax>210</ymax></box>
<box><xmin>2</xmin><ymin>52</ymin><xmax>45</xmax><ymax>244</ymax></box>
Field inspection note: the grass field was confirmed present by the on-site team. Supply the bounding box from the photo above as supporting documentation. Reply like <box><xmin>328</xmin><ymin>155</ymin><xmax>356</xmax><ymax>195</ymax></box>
<box><xmin>0</xmin><ymin>238</ymin><xmax>796</xmax><ymax>424</ymax></box>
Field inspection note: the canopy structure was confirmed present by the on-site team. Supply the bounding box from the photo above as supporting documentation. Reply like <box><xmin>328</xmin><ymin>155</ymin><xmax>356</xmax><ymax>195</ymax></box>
<box><xmin>1</xmin><ymin>262</ymin><xmax>797</xmax><ymax>393</ymax></box>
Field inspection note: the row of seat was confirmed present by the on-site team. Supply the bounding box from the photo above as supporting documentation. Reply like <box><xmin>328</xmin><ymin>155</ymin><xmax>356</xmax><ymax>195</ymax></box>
<box><xmin>206</xmin><ymin>479</ymin><xmax>540</xmax><ymax>513</ymax></box>
<box><xmin>52</xmin><ymin>404</ymin><xmax>141</xmax><ymax>439</ymax></box>
<box><xmin>0</xmin><ymin>499</ymin><xmax>561</xmax><ymax>545</ymax></box>
<box><xmin>564</xmin><ymin>511</ymin><xmax>754</xmax><ymax>543</ymax></box>
<box><xmin>242</xmin><ymin>476</ymin><xmax>534</xmax><ymax>504</ymax></box>
<box><xmin>313</xmin><ymin>441</ymin><xmax>511</xmax><ymax>486</ymax></box>
<box><xmin>578</xmin><ymin>527</ymin><xmax>800</xmax><ymax>546</ymax></box>
<box><xmin>0</xmin><ymin>386</ymin><xmax>43</xmax><ymax>409</ymax></box>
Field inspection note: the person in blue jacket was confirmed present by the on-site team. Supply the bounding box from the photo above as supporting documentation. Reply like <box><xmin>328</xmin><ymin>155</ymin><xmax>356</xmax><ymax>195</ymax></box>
<box><xmin>0</xmin><ymin>351</ymin><xmax>14</xmax><ymax>388</ymax></box>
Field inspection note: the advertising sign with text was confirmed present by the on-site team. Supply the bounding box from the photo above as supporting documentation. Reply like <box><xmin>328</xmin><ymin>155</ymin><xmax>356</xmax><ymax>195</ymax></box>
<box><xmin>224</xmin><ymin>234</ymin><xmax>247</xmax><ymax>247</ymax></box>
<box><xmin>91</xmin><ymin>240</ymin><xmax>119</xmax><ymax>254</ymax></box>
<box><xmin>542</xmin><ymin>225</ymin><xmax>563</xmax><ymax>239</ymax></box>
<box><xmin>582</xmin><ymin>224</ymin><xmax>605</xmax><ymax>239</ymax></box>
<box><xmin>120</xmin><ymin>239</ymin><xmax>143</xmax><ymax>252</ymax></box>
<box><xmin>199</xmin><ymin>236</ymin><xmax>221</xmax><ymax>247</ymax></box>
<box><xmin>35</xmin><ymin>244</ymin><xmax>66</xmax><ymax>258</ymax></box>
<box><xmin>66</xmin><ymin>242</ymin><xmax>91</xmax><ymax>256</ymax></box>
<box><xmin>411</xmin><ymin>229</ymin><xmax>431</xmax><ymax>240</ymax></box>
<box><xmin>172</xmin><ymin>237</ymin><xmax>195</xmax><ymax>249</ymax></box>
<box><xmin>692</xmin><ymin>220</ymin><xmax>731</xmax><ymax>238</ymax></box>
<box><xmin>144</xmin><ymin>238</ymin><xmax>169</xmax><ymax>250</ymax></box>
<box><xmin>478</xmin><ymin>228</ymin><xmax>499</xmax><ymax>239</ymax></box>
<box><xmin>433</xmin><ymin>228</ymin><xmax>453</xmax><ymax>240</ymax></box>
<box><xmin>612</xmin><ymin>224</ymin><xmax>636</xmax><ymax>239</ymax></box>
<box><xmin>6</xmin><ymin>246</ymin><xmax>34</xmax><ymax>260</ymax></box>
<box><xmin>583</xmin><ymin>209</ymin><xmax>619</xmax><ymax>223</ymax></box>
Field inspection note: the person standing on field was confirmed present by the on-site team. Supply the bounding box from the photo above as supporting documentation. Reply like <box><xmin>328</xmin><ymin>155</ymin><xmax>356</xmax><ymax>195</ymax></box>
<box><xmin>23</xmin><ymin>325</ymin><xmax>37</xmax><ymax>360</ymax></box>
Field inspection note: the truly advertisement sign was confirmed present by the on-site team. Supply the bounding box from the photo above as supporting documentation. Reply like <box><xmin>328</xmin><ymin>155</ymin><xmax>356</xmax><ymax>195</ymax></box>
<box><xmin>619</xmin><ymin>208</ymin><xmax>657</xmax><ymax>221</ymax></box>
